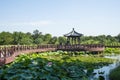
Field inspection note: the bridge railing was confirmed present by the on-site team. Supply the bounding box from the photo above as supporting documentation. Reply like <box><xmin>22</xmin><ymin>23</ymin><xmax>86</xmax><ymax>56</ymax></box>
<box><xmin>57</xmin><ymin>44</ymin><xmax>104</xmax><ymax>50</ymax></box>
<box><xmin>0</xmin><ymin>44</ymin><xmax>105</xmax><ymax>58</ymax></box>
<box><xmin>0</xmin><ymin>44</ymin><xmax>106</xmax><ymax>65</ymax></box>
<box><xmin>0</xmin><ymin>45</ymin><xmax>57</xmax><ymax>58</ymax></box>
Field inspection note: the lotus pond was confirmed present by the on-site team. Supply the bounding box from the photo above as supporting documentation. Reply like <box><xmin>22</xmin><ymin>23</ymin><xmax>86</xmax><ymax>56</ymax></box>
<box><xmin>0</xmin><ymin>51</ymin><xmax>117</xmax><ymax>80</ymax></box>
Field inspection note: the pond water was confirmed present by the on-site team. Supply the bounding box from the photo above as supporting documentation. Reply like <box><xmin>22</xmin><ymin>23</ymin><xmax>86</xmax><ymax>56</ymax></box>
<box><xmin>91</xmin><ymin>55</ymin><xmax>120</xmax><ymax>80</ymax></box>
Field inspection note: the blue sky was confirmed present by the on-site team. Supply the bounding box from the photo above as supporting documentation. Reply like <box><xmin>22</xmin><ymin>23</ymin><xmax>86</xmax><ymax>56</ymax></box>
<box><xmin>0</xmin><ymin>0</ymin><xmax>120</xmax><ymax>36</ymax></box>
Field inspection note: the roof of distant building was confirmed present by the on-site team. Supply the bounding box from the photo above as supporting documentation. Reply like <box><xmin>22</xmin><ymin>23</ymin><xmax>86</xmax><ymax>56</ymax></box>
<box><xmin>64</xmin><ymin>28</ymin><xmax>83</xmax><ymax>37</ymax></box>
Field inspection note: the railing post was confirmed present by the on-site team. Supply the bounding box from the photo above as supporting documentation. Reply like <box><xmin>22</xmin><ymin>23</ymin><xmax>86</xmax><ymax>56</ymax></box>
<box><xmin>0</xmin><ymin>50</ymin><xmax>1</xmax><ymax>58</ymax></box>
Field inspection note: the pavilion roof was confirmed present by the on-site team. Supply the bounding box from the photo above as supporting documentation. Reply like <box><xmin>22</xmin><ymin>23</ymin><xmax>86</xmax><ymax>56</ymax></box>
<box><xmin>64</xmin><ymin>28</ymin><xmax>83</xmax><ymax>37</ymax></box>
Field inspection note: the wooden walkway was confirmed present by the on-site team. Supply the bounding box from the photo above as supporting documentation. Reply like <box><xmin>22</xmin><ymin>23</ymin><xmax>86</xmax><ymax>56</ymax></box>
<box><xmin>57</xmin><ymin>44</ymin><xmax>104</xmax><ymax>52</ymax></box>
<box><xmin>0</xmin><ymin>44</ymin><xmax>119</xmax><ymax>66</ymax></box>
<box><xmin>0</xmin><ymin>45</ymin><xmax>56</xmax><ymax>65</ymax></box>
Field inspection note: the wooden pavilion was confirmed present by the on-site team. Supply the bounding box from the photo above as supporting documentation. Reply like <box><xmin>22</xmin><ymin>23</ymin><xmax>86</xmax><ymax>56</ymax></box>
<box><xmin>64</xmin><ymin>28</ymin><xmax>83</xmax><ymax>44</ymax></box>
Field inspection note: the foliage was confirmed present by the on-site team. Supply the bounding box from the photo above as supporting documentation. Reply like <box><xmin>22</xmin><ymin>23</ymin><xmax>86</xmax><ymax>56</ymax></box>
<box><xmin>58</xmin><ymin>36</ymin><xmax>67</xmax><ymax>45</ymax></box>
<box><xmin>109</xmin><ymin>66</ymin><xmax>120</xmax><ymax>80</ymax></box>
<box><xmin>12</xmin><ymin>32</ymin><xmax>33</xmax><ymax>45</ymax></box>
<box><xmin>49</xmin><ymin>37</ymin><xmax>58</xmax><ymax>44</ymax></box>
<box><xmin>104</xmin><ymin>48</ymin><xmax>120</xmax><ymax>54</ymax></box>
<box><xmin>34</xmin><ymin>38</ymin><xmax>43</xmax><ymax>45</ymax></box>
<box><xmin>44</xmin><ymin>34</ymin><xmax>52</xmax><ymax>44</ymax></box>
<box><xmin>116</xmin><ymin>33</ymin><xmax>120</xmax><ymax>42</ymax></box>
<box><xmin>0</xmin><ymin>32</ymin><xmax>13</xmax><ymax>45</ymax></box>
<box><xmin>0</xmin><ymin>51</ymin><xmax>114</xmax><ymax>80</ymax></box>
<box><xmin>80</xmin><ymin>35</ymin><xmax>120</xmax><ymax>45</ymax></box>
<box><xmin>0</xmin><ymin>29</ymin><xmax>120</xmax><ymax>45</ymax></box>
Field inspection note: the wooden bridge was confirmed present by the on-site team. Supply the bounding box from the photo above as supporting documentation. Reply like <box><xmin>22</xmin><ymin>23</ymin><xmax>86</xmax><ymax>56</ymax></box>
<box><xmin>0</xmin><ymin>44</ymin><xmax>119</xmax><ymax>66</ymax></box>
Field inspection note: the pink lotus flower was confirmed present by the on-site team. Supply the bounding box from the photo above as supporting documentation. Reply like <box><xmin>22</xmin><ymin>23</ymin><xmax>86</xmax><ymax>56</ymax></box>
<box><xmin>46</xmin><ymin>62</ymin><xmax>52</xmax><ymax>67</ymax></box>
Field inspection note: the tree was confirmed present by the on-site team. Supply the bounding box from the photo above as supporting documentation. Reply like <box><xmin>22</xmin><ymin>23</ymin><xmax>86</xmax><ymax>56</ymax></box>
<box><xmin>13</xmin><ymin>32</ymin><xmax>20</xmax><ymax>45</ymax></box>
<box><xmin>58</xmin><ymin>36</ymin><xmax>66</xmax><ymax>44</ymax></box>
<box><xmin>20</xmin><ymin>32</ymin><xmax>33</xmax><ymax>45</ymax></box>
<box><xmin>32</xmin><ymin>29</ymin><xmax>42</xmax><ymax>39</ymax></box>
<box><xmin>32</xmin><ymin>29</ymin><xmax>43</xmax><ymax>44</ymax></box>
<box><xmin>13</xmin><ymin>32</ymin><xmax>33</xmax><ymax>45</ymax></box>
<box><xmin>49</xmin><ymin>37</ymin><xmax>58</xmax><ymax>44</ymax></box>
<box><xmin>0</xmin><ymin>32</ymin><xmax>13</xmax><ymax>45</ymax></box>
<box><xmin>43</xmin><ymin>34</ymin><xmax>52</xmax><ymax>44</ymax></box>
<box><xmin>116</xmin><ymin>33</ymin><xmax>120</xmax><ymax>42</ymax></box>
<box><xmin>34</xmin><ymin>38</ymin><xmax>43</xmax><ymax>44</ymax></box>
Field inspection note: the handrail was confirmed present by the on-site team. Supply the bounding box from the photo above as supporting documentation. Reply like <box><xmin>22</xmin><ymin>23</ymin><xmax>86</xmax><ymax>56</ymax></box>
<box><xmin>1</xmin><ymin>44</ymin><xmax>115</xmax><ymax>65</ymax></box>
<box><xmin>0</xmin><ymin>44</ymin><xmax>106</xmax><ymax>57</ymax></box>
<box><xmin>0</xmin><ymin>45</ymin><xmax>57</xmax><ymax>58</ymax></box>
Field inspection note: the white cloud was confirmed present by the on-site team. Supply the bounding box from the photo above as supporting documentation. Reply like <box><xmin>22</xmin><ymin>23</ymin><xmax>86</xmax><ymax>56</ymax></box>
<box><xmin>0</xmin><ymin>20</ymin><xmax>55</xmax><ymax>27</ymax></box>
<box><xmin>29</xmin><ymin>21</ymin><xmax>55</xmax><ymax>26</ymax></box>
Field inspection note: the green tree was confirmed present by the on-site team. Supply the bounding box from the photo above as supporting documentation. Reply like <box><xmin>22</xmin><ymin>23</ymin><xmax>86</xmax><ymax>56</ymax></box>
<box><xmin>116</xmin><ymin>33</ymin><xmax>120</xmax><ymax>42</ymax></box>
<box><xmin>13</xmin><ymin>32</ymin><xmax>33</xmax><ymax>45</ymax></box>
<box><xmin>43</xmin><ymin>34</ymin><xmax>52</xmax><ymax>44</ymax></box>
<box><xmin>32</xmin><ymin>29</ymin><xmax>42</xmax><ymax>39</ymax></box>
<box><xmin>32</xmin><ymin>29</ymin><xmax>43</xmax><ymax>44</ymax></box>
<box><xmin>49</xmin><ymin>37</ymin><xmax>58</xmax><ymax>44</ymax></box>
<box><xmin>34</xmin><ymin>38</ymin><xmax>43</xmax><ymax>44</ymax></box>
<box><xmin>13</xmin><ymin>32</ymin><xmax>20</xmax><ymax>45</ymax></box>
<box><xmin>58</xmin><ymin>36</ymin><xmax>66</xmax><ymax>44</ymax></box>
<box><xmin>0</xmin><ymin>32</ymin><xmax>13</xmax><ymax>45</ymax></box>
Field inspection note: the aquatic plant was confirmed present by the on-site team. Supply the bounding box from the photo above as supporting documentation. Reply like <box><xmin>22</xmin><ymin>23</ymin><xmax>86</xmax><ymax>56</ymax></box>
<box><xmin>0</xmin><ymin>51</ymin><xmax>114</xmax><ymax>80</ymax></box>
<box><xmin>104</xmin><ymin>48</ymin><xmax>120</xmax><ymax>54</ymax></box>
<box><xmin>109</xmin><ymin>66</ymin><xmax>120</xmax><ymax>80</ymax></box>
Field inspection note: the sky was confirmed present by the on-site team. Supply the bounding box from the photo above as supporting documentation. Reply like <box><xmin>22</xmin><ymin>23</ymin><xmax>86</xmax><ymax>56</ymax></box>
<box><xmin>0</xmin><ymin>0</ymin><xmax>120</xmax><ymax>36</ymax></box>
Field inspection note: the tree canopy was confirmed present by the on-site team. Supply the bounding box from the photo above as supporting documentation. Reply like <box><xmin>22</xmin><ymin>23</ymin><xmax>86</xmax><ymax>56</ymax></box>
<box><xmin>0</xmin><ymin>29</ymin><xmax>120</xmax><ymax>46</ymax></box>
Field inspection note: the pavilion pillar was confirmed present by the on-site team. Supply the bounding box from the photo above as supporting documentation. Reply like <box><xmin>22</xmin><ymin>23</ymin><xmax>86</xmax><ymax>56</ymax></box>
<box><xmin>74</xmin><ymin>38</ymin><xmax>76</xmax><ymax>44</ymax></box>
<box><xmin>78</xmin><ymin>37</ymin><xmax>80</xmax><ymax>44</ymax></box>
<box><xmin>67</xmin><ymin>37</ymin><xmax>70</xmax><ymax>45</ymax></box>
<box><xmin>75</xmin><ymin>37</ymin><xmax>77</xmax><ymax>44</ymax></box>
<box><xmin>71</xmin><ymin>37</ymin><xmax>73</xmax><ymax>44</ymax></box>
